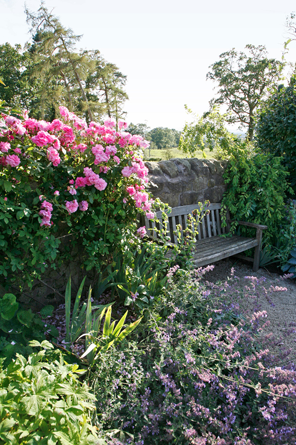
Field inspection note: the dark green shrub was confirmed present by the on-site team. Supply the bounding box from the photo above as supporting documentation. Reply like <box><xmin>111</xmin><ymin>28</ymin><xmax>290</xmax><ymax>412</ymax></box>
<box><xmin>256</xmin><ymin>77</ymin><xmax>296</xmax><ymax>193</ymax></box>
<box><xmin>221</xmin><ymin>143</ymin><xmax>291</xmax><ymax>249</ymax></box>
<box><xmin>0</xmin><ymin>294</ymin><xmax>58</xmax><ymax>366</ymax></box>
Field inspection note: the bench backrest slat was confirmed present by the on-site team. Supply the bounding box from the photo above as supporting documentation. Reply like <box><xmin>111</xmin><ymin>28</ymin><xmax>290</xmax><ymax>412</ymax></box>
<box><xmin>210</xmin><ymin>209</ymin><xmax>216</xmax><ymax>236</ymax></box>
<box><xmin>206</xmin><ymin>212</ymin><xmax>211</xmax><ymax>238</ymax></box>
<box><xmin>148</xmin><ymin>203</ymin><xmax>226</xmax><ymax>243</ymax></box>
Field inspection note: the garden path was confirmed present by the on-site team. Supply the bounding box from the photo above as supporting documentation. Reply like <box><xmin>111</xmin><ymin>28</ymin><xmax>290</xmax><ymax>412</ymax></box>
<box><xmin>203</xmin><ymin>258</ymin><xmax>296</xmax><ymax>367</ymax></box>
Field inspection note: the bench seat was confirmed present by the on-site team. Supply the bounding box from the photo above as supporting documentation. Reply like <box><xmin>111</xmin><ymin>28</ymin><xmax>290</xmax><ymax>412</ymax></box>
<box><xmin>144</xmin><ymin>203</ymin><xmax>267</xmax><ymax>272</ymax></box>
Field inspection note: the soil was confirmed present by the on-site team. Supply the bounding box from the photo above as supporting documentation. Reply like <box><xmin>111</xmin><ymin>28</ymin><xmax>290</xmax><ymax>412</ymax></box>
<box><xmin>202</xmin><ymin>257</ymin><xmax>296</xmax><ymax>366</ymax></box>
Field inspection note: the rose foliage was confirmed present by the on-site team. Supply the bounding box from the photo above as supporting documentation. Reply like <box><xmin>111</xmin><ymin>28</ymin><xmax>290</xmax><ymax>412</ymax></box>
<box><xmin>0</xmin><ymin>106</ymin><xmax>154</xmax><ymax>289</ymax></box>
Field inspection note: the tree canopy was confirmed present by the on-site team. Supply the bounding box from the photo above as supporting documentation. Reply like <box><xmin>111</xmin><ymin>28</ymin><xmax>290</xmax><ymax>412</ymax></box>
<box><xmin>256</xmin><ymin>77</ymin><xmax>296</xmax><ymax>193</ymax></box>
<box><xmin>207</xmin><ymin>44</ymin><xmax>284</xmax><ymax>140</ymax></box>
<box><xmin>0</xmin><ymin>3</ymin><xmax>128</xmax><ymax>123</ymax></box>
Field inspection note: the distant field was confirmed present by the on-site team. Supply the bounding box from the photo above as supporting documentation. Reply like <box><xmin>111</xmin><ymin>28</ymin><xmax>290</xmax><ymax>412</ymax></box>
<box><xmin>144</xmin><ymin>147</ymin><xmax>219</xmax><ymax>161</ymax></box>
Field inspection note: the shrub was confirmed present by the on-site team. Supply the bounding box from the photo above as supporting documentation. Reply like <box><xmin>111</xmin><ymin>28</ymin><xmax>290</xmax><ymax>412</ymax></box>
<box><xmin>0</xmin><ymin>293</ymin><xmax>58</xmax><ymax>366</ymax></box>
<box><xmin>88</xmin><ymin>267</ymin><xmax>296</xmax><ymax>444</ymax></box>
<box><xmin>221</xmin><ymin>142</ymin><xmax>291</xmax><ymax>250</ymax></box>
<box><xmin>0</xmin><ymin>106</ymin><xmax>156</xmax><ymax>291</ymax></box>
<box><xmin>0</xmin><ymin>340</ymin><xmax>105</xmax><ymax>445</ymax></box>
<box><xmin>256</xmin><ymin>77</ymin><xmax>296</xmax><ymax>193</ymax></box>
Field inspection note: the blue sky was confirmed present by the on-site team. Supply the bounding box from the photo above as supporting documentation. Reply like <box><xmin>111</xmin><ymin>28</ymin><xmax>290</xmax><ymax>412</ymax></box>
<box><xmin>1</xmin><ymin>0</ymin><xmax>296</xmax><ymax>130</ymax></box>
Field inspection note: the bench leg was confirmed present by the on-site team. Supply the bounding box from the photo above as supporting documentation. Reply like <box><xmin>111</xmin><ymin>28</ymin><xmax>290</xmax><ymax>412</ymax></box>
<box><xmin>253</xmin><ymin>228</ymin><xmax>263</xmax><ymax>272</ymax></box>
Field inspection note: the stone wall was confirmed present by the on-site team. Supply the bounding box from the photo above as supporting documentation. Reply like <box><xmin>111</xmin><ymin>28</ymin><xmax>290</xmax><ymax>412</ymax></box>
<box><xmin>145</xmin><ymin>158</ymin><xmax>227</xmax><ymax>207</ymax></box>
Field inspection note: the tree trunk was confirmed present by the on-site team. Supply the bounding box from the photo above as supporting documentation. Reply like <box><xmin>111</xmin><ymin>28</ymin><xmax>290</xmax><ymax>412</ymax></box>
<box><xmin>102</xmin><ymin>78</ymin><xmax>111</xmax><ymax>118</ymax></box>
<box><xmin>60</xmin><ymin>70</ymin><xmax>73</xmax><ymax>110</ymax></box>
<box><xmin>60</xmin><ymin>36</ymin><xmax>94</xmax><ymax>122</ymax></box>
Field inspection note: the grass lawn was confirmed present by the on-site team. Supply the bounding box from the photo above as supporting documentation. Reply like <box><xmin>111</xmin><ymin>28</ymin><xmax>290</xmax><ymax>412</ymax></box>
<box><xmin>144</xmin><ymin>146</ymin><xmax>219</xmax><ymax>161</ymax></box>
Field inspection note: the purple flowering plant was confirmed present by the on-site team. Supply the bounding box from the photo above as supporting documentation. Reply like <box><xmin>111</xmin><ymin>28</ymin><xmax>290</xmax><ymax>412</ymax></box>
<box><xmin>89</xmin><ymin>266</ymin><xmax>296</xmax><ymax>445</ymax></box>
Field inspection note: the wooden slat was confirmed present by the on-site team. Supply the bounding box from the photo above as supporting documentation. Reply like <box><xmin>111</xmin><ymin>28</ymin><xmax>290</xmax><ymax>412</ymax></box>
<box><xmin>193</xmin><ymin>239</ymin><xmax>258</xmax><ymax>267</ymax></box>
<box><xmin>206</xmin><ymin>212</ymin><xmax>211</xmax><ymax>238</ymax></box>
<box><xmin>197</xmin><ymin>221</ymin><xmax>202</xmax><ymax>240</ymax></box>
<box><xmin>215</xmin><ymin>209</ymin><xmax>221</xmax><ymax>235</ymax></box>
<box><xmin>201</xmin><ymin>215</ymin><xmax>206</xmax><ymax>239</ymax></box>
<box><xmin>211</xmin><ymin>210</ymin><xmax>217</xmax><ymax>236</ymax></box>
<box><xmin>194</xmin><ymin>236</ymin><xmax>254</xmax><ymax>255</ymax></box>
<box><xmin>194</xmin><ymin>240</ymin><xmax>258</xmax><ymax>258</ymax></box>
<box><xmin>171</xmin><ymin>215</ymin><xmax>177</xmax><ymax>244</ymax></box>
<box><xmin>159</xmin><ymin>202</ymin><xmax>221</xmax><ymax>218</ymax></box>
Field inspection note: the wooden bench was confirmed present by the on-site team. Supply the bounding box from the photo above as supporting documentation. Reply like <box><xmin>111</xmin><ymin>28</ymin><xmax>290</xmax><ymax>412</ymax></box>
<box><xmin>144</xmin><ymin>203</ymin><xmax>267</xmax><ymax>272</ymax></box>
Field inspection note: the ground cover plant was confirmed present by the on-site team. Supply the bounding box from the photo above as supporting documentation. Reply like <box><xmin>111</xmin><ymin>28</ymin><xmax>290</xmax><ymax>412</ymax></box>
<box><xmin>86</xmin><ymin>266</ymin><xmax>296</xmax><ymax>444</ymax></box>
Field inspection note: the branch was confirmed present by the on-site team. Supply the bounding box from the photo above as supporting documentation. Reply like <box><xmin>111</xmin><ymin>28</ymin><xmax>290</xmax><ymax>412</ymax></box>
<box><xmin>37</xmin><ymin>279</ymin><xmax>64</xmax><ymax>299</ymax></box>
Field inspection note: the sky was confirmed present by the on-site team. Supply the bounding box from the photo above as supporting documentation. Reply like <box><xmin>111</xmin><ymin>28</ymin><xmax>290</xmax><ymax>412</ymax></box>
<box><xmin>1</xmin><ymin>0</ymin><xmax>296</xmax><ymax>131</ymax></box>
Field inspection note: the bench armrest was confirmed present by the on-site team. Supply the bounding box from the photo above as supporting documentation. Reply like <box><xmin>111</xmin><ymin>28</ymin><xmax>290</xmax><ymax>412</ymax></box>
<box><xmin>236</xmin><ymin>221</ymin><xmax>268</xmax><ymax>230</ymax></box>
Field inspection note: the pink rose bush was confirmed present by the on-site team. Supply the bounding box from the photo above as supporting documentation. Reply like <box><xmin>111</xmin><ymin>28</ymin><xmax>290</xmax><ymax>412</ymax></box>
<box><xmin>0</xmin><ymin>105</ymin><xmax>158</xmax><ymax>284</ymax></box>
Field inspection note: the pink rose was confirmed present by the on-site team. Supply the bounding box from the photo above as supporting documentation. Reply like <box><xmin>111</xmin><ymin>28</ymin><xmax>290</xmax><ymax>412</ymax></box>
<box><xmin>65</xmin><ymin>200</ymin><xmax>79</xmax><ymax>214</ymax></box>
<box><xmin>75</xmin><ymin>177</ymin><xmax>87</xmax><ymax>187</ymax></box>
<box><xmin>105</xmin><ymin>145</ymin><xmax>117</xmax><ymax>156</ymax></box>
<box><xmin>126</xmin><ymin>186</ymin><xmax>136</xmax><ymax>196</ymax></box>
<box><xmin>104</xmin><ymin>118</ymin><xmax>116</xmax><ymax>128</ymax></box>
<box><xmin>146</xmin><ymin>211</ymin><xmax>155</xmax><ymax>220</ymax></box>
<box><xmin>23</xmin><ymin>118</ymin><xmax>39</xmax><ymax>133</ymax></box>
<box><xmin>137</xmin><ymin>226</ymin><xmax>146</xmax><ymax>238</ymax></box>
<box><xmin>113</xmin><ymin>156</ymin><xmax>120</xmax><ymax>164</ymax></box>
<box><xmin>41</xmin><ymin>201</ymin><xmax>53</xmax><ymax>212</ymax></box>
<box><xmin>50</xmin><ymin>119</ymin><xmax>64</xmax><ymax>132</ymax></box>
<box><xmin>68</xmin><ymin>187</ymin><xmax>77</xmax><ymax>195</ymax></box>
<box><xmin>60</xmin><ymin>125</ymin><xmax>75</xmax><ymax>145</ymax></box>
<box><xmin>77</xmin><ymin>143</ymin><xmax>88</xmax><ymax>153</ymax></box>
<box><xmin>121</xmin><ymin>166</ymin><xmax>134</xmax><ymax>177</ymax></box>
<box><xmin>118</xmin><ymin>120</ymin><xmax>128</xmax><ymax>130</ymax></box>
<box><xmin>94</xmin><ymin>177</ymin><xmax>107</xmax><ymax>191</ymax></box>
<box><xmin>32</xmin><ymin>131</ymin><xmax>55</xmax><ymax>147</ymax></box>
<box><xmin>47</xmin><ymin>147</ymin><xmax>60</xmax><ymax>166</ymax></box>
<box><xmin>59</xmin><ymin>106</ymin><xmax>71</xmax><ymax>120</ymax></box>
<box><xmin>54</xmin><ymin>191</ymin><xmax>60</xmax><ymax>196</ymax></box>
<box><xmin>0</xmin><ymin>142</ymin><xmax>10</xmax><ymax>153</ymax></box>
<box><xmin>79</xmin><ymin>201</ymin><xmax>88</xmax><ymax>211</ymax></box>
<box><xmin>6</xmin><ymin>155</ymin><xmax>20</xmax><ymax>167</ymax></box>
<box><xmin>38</xmin><ymin>121</ymin><xmax>51</xmax><ymax>131</ymax></box>
<box><xmin>13</xmin><ymin>148</ymin><xmax>21</xmax><ymax>154</ymax></box>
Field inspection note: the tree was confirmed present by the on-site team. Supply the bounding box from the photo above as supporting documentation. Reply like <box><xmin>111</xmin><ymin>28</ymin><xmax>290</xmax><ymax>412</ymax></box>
<box><xmin>256</xmin><ymin>77</ymin><xmax>296</xmax><ymax>193</ymax></box>
<box><xmin>179</xmin><ymin>106</ymin><xmax>238</xmax><ymax>157</ymax></box>
<box><xmin>148</xmin><ymin>127</ymin><xmax>180</xmax><ymax>149</ymax></box>
<box><xmin>25</xmin><ymin>3</ymin><xmax>95</xmax><ymax>121</ymax></box>
<box><xmin>86</xmin><ymin>52</ymin><xmax>128</xmax><ymax>123</ymax></box>
<box><xmin>0</xmin><ymin>43</ymin><xmax>41</xmax><ymax>111</ymax></box>
<box><xmin>127</xmin><ymin>123</ymin><xmax>150</xmax><ymax>138</ymax></box>
<box><xmin>24</xmin><ymin>2</ymin><xmax>128</xmax><ymax>123</ymax></box>
<box><xmin>207</xmin><ymin>45</ymin><xmax>284</xmax><ymax>140</ymax></box>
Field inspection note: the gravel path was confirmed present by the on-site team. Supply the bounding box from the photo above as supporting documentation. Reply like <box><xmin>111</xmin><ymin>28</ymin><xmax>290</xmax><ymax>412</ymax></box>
<box><xmin>202</xmin><ymin>258</ymin><xmax>296</xmax><ymax>366</ymax></box>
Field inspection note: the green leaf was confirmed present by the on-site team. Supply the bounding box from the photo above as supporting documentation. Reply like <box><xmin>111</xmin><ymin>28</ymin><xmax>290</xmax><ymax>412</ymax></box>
<box><xmin>3</xmin><ymin>180</ymin><xmax>12</xmax><ymax>192</ymax></box>
<box><xmin>47</xmin><ymin>325</ymin><xmax>59</xmax><ymax>338</ymax></box>
<box><xmin>53</xmin><ymin>431</ymin><xmax>73</xmax><ymax>445</ymax></box>
<box><xmin>103</xmin><ymin>306</ymin><xmax>112</xmax><ymax>336</ymax></box>
<box><xmin>0</xmin><ymin>294</ymin><xmax>19</xmax><ymax>320</ymax></box>
<box><xmin>40</xmin><ymin>305</ymin><xmax>54</xmax><ymax>317</ymax></box>
<box><xmin>65</xmin><ymin>276</ymin><xmax>72</xmax><ymax>343</ymax></box>
<box><xmin>17</xmin><ymin>309</ymin><xmax>34</xmax><ymax>328</ymax></box>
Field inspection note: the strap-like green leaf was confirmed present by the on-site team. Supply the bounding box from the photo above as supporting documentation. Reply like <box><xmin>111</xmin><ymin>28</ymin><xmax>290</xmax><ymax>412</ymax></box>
<box><xmin>65</xmin><ymin>276</ymin><xmax>71</xmax><ymax>343</ymax></box>
<box><xmin>103</xmin><ymin>306</ymin><xmax>112</xmax><ymax>336</ymax></box>
<box><xmin>112</xmin><ymin>311</ymin><xmax>128</xmax><ymax>337</ymax></box>
<box><xmin>72</xmin><ymin>276</ymin><xmax>86</xmax><ymax>321</ymax></box>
